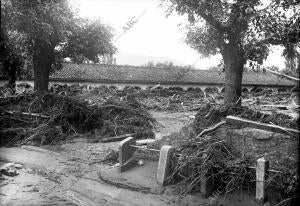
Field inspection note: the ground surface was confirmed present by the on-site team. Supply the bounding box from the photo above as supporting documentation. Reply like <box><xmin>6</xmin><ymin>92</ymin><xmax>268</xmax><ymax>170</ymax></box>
<box><xmin>0</xmin><ymin>111</ymin><xmax>208</xmax><ymax>206</ymax></box>
<box><xmin>0</xmin><ymin>110</ymin><xmax>264</xmax><ymax>206</ymax></box>
<box><xmin>0</xmin><ymin>89</ymin><xmax>298</xmax><ymax>205</ymax></box>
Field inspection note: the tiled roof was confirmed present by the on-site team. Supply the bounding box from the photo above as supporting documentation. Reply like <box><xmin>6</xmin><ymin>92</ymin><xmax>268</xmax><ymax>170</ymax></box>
<box><xmin>49</xmin><ymin>63</ymin><xmax>294</xmax><ymax>86</ymax></box>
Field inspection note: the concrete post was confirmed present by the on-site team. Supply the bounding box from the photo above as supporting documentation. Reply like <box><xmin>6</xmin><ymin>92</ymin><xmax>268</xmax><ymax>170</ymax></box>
<box><xmin>256</xmin><ymin>157</ymin><xmax>269</xmax><ymax>204</ymax></box>
<box><xmin>157</xmin><ymin>145</ymin><xmax>175</xmax><ymax>186</ymax></box>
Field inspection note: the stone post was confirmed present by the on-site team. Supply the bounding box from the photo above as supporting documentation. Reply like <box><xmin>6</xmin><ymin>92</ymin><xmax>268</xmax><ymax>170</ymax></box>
<box><xmin>256</xmin><ymin>157</ymin><xmax>269</xmax><ymax>204</ymax></box>
<box><xmin>157</xmin><ymin>145</ymin><xmax>175</xmax><ymax>186</ymax></box>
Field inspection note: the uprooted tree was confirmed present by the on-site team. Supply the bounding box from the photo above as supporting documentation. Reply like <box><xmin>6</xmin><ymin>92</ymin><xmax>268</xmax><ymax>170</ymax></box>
<box><xmin>164</xmin><ymin>0</ymin><xmax>299</xmax><ymax>106</ymax></box>
<box><xmin>1</xmin><ymin>0</ymin><xmax>116</xmax><ymax>92</ymax></box>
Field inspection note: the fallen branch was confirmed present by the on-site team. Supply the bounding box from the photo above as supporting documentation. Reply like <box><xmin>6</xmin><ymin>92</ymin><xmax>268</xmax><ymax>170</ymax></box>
<box><xmin>100</xmin><ymin>133</ymin><xmax>136</xmax><ymax>143</ymax></box>
<box><xmin>5</xmin><ymin>110</ymin><xmax>50</xmax><ymax>119</ymax></box>
<box><xmin>204</xmin><ymin>109</ymin><xmax>214</xmax><ymax>119</ymax></box>
<box><xmin>195</xmin><ymin>121</ymin><xmax>227</xmax><ymax>139</ymax></box>
<box><xmin>0</xmin><ymin>127</ymin><xmax>26</xmax><ymax>132</ymax></box>
<box><xmin>226</xmin><ymin>116</ymin><xmax>299</xmax><ymax>136</ymax></box>
<box><xmin>260</xmin><ymin>104</ymin><xmax>288</xmax><ymax>110</ymax></box>
<box><xmin>265</xmin><ymin>67</ymin><xmax>300</xmax><ymax>82</ymax></box>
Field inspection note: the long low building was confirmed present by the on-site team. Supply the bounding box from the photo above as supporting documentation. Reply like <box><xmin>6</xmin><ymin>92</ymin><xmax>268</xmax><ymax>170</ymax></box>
<box><xmin>1</xmin><ymin>63</ymin><xmax>296</xmax><ymax>92</ymax></box>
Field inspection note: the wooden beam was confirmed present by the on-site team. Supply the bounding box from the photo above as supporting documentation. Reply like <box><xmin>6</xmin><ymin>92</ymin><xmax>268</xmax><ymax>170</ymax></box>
<box><xmin>225</xmin><ymin>116</ymin><xmax>299</xmax><ymax>136</ymax></box>
<box><xmin>264</xmin><ymin>67</ymin><xmax>300</xmax><ymax>82</ymax></box>
<box><xmin>100</xmin><ymin>133</ymin><xmax>136</xmax><ymax>143</ymax></box>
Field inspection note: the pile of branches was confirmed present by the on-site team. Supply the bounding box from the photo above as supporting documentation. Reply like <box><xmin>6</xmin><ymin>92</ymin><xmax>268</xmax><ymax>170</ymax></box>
<box><xmin>0</xmin><ymin>92</ymin><xmax>157</xmax><ymax>146</ymax></box>
<box><xmin>97</xmin><ymin>98</ymin><xmax>156</xmax><ymax>139</ymax></box>
<box><xmin>171</xmin><ymin>104</ymin><xmax>299</xmax><ymax>202</ymax></box>
<box><xmin>169</xmin><ymin>135</ymin><xmax>298</xmax><ymax>203</ymax></box>
<box><xmin>169</xmin><ymin>136</ymin><xmax>255</xmax><ymax>196</ymax></box>
<box><xmin>81</xmin><ymin>87</ymin><xmax>208</xmax><ymax>112</ymax></box>
<box><xmin>193</xmin><ymin>104</ymin><xmax>299</xmax><ymax>134</ymax></box>
<box><xmin>135</xmin><ymin>89</ymin><xmax>207</xmax><ymax>112</ymax></box>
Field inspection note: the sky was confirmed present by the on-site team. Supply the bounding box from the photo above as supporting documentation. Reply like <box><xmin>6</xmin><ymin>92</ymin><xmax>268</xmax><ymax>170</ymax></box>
<box><xmin>70</xmin><ymin>0</ymin><xmax>286</xmax><ymax>70</ymax></box>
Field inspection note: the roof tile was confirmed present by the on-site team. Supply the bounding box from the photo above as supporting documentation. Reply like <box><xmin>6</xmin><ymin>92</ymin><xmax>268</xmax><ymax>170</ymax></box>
<box><xmin>49</xmin><ymin>63</ymin><xmax>294</xmax><ymax>86</ymax></box>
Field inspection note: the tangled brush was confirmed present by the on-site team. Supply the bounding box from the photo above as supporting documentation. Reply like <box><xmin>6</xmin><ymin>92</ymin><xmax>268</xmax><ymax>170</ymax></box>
<box><xmin>193</xmin><ymin>104</ymin><xmax>299</xmax><ymax>134</ymax></box>
<box><xmin>169</xmin><ymin>104</ymin><xmax>298</xmax><ymax>202</ymax></box>
<box><xmin>168</xmin><ymin>136</ymin><xmax>255</xmax><ymax>196</ymax></box>
<box><xmin>97</xmin><ymin>98</ymin><xmax>157</xmax><ymax>139</ymax></box>
<box><xmin>0</xmin><ymin>92</ymin><xmax>157</xmax><ymax>145</ymax></box>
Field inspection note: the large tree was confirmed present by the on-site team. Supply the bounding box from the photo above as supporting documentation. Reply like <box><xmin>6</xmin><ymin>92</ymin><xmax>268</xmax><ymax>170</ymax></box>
<box><xmin>253</xmin><ymin>0</ymin><xmax>300</xmax><ymax>77</ymax></box>
<box><xmin>0</xmin><ymin>28</ymin><xmax>23</xmax><ymax>89</ymax></box>
<box><xmin>62</xmin><ymin>18</ymin><xmax>116</xmax><ymax>64</ymax></box>
<box><xmin>165</xmin><ymin>0</ymin><xmax>299</xmax><ymax>106</ymax></box>
<box><xmin>0</xmin><ymin>1</ymin><xmax>26</xmax><ymax>89</ymax></box>
<box><xmin>1</xmin><ymin>0</ymin><xmax>116</xmax><ymax>92</ymax></box>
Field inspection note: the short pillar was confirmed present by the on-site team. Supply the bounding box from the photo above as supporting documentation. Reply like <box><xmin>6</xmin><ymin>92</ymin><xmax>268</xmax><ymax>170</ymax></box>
<box><xmin>256</xmin><ymin>157</ymin><xmax>269</xmax><ymax>204</ymax></box>
<box><xmin>119</xmin><ymin>137</ymin><xmax>136</xmax><ymax>172</ymax></box>
<box><xmin>157</xmin><ymin>145</ymin><xmax>175</xmax><ymax>186</ymax></box>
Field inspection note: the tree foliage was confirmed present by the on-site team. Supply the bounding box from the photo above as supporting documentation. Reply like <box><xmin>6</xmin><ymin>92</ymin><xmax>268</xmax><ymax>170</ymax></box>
<box><xmin>1</xmin><ymin>0</ymin><xmax>116</xmax><ymax>91</ymax></box>
<box><xmin>0</xmin><ymin>1</ymin><xmax>26</xmax><ymax>87</ymax></box>
<box><xmin>62</xmin><ymin>18</ymin><xmax>116</xmax><ymax>64</ymax></box>
<box><xmin>252</xmin><ymin>0</ymin><xmax>300</xmax><ymax>75</ymax></box>
<box><xmin>0</xmin><ymin>28</ymin><xmax>23</xmax><ymax>87</ymax></box>
<box><xmin>7</xmin><ymin>0</ymin><xmax>74</xmax><ymax>49</ymax></box>
<box><xmin>178</xmin><ymin>0</ymin><xmax>299</xmax><ymax>66</ymax></box>
<box><xmin>144</xmin><ymin>61</ymin><xmax>179</xmax><ymax>68</ymax></box>
<box><xmin>164</xmin><ymin>0</ymin><xmax>299</xmax><ymax>106</ymax></box>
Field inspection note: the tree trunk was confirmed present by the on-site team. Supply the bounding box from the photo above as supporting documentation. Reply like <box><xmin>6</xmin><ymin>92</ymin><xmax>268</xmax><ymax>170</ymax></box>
<box><xmin>222</xmin><ymin>43</ymin><xmax>245</xmax><ymax>107</ymax></box>
<box><xmin>7</xmin><ymin>64</ymin><xmax>16</xmax><ymax>91</ymax></box>
<box><xmin>33</xmin><ymin>40</ymin><xmax>54</xmax><ymax>92</ymax></box>
<box><xmin>3</xmin><ymin>58</ymin><xmax>17</xmax><ymax>92</ymax></box>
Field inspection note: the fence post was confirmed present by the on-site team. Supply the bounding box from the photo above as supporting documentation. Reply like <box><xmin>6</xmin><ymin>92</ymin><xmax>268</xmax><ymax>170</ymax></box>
<box><xmin>256</xmin><ymin>157</ymin><xmax>269</xmax><ymax>204</ymax></box>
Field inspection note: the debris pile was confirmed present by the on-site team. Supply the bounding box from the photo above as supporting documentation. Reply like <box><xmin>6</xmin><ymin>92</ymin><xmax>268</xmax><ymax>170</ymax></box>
<box><xmin>167</xmin><ymin>103</ymin><xmax>298</xmax><ymax>202</ymax></box>
<box><xmin>75</xmin><ymin>87</ymin><xmax>211</xmax><ymax>111</ymax></box>
<box><xmin>0</xmin><ymin>92</ymin><xmax>157</xmax><ymax>146</ymax></box>
<box><xmin>135</xmin><ymin>89</ymin><xmax>213</xmax><ymax>111</ymax></box>
<box><xmin>97</xmin><ymin>98</ymin><xmax>156</xmax><ymax>139</ymax></box>
<box><xmin>193</xmin><ymin>103</ymin><xmax>299</xmax><ymax>135</ymax></box>
<box><xmin>170</xmin><ymin>133</ymin><xmax>298</xmax><ymax>202</ymax></box>
<box><xmin>169</xmin><ymin>136</ymin><xmax>254</xmax><ymax>196</ymax></box>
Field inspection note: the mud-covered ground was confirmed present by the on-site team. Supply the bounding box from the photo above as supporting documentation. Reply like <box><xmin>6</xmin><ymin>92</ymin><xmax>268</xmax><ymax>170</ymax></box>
<box><xmin>0</xmin><ymin>111</ymin><xmax>204</xmax><ymax>206</ymax></box>
<box><xmin>0</xmin><ymin>88</ymin><xmax>298</xmax><ymax>205</ymax></box>
<box><xmin>0</xmin><ymin>110</ymin><xmax>267</xmax><ymax>206</ymax></box>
